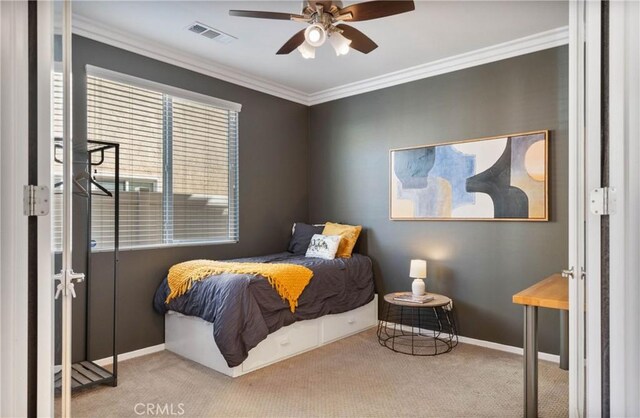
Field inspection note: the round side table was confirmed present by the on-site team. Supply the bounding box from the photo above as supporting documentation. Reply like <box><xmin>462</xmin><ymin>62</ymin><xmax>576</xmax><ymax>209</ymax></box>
<box><xmin>377</xmin><ymin>292</ymin><xmax>458</xmax><ymax>356</ymax></box>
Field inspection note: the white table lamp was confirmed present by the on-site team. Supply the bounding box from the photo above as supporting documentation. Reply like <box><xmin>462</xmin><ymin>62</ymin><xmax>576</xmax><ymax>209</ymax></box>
<box><xmin>410</xmin><ymin>259</ymin><xmax>427</xmax><ymax>296</ymax></box>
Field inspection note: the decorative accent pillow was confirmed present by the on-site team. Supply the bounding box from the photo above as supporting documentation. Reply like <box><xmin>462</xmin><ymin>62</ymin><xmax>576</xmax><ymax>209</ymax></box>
<box><xmin>305</xmin><ymin>234</ymin><xmax>341</xmax><ymax>260</ymax></box>
<box><xmin>288</xmin><ymin>222</ymin><xmax>325</xmax><ymax>255</ymax></box>
<box><xmin>322</xmin><ymin>222</ymin><xmax>362</xmax><ymax>258</ymax></box>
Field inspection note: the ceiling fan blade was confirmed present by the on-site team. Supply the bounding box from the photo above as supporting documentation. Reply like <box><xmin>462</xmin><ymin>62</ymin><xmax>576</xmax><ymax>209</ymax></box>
<box><xmin>302</xmin><ymin>1</ymin><xmax>314</xmax><ymax>14</ymax></box>
<box><xmin>338</xmin><ymin>1</ymin><xmax>415</xmax><ymax>21</ymax></box>
<box><xmin>229</xmin><ymin>10</ymin><xmax>303</xmax><ymax>20</ymax></box>
<box><xmin>338</xmin><ymin>25</ymin><xmax>378</xmax><ymax>54</ymax></box>
<box><xmin>276</xmin><ymin>29</ymin><xmax>306</xmax><ymax>55</ymax></box>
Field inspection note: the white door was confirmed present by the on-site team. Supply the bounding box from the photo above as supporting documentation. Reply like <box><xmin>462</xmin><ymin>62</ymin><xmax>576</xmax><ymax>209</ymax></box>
<box><xmin>584</xmin><ymin>2</ymin><xmax>604</xmax><ymax>415</ymax></box>
<box><xmin>608</xmin><ymin>0</ymin><xmax>640</xmax><ymax>415</ymax></box>
<box><xmin>38</xmin><ymin>1</ymin><xmax>97</xmax><ymax>415</ymax></box>
<box><xmin>56</xmin><ymin>1</ymin><xmax>84</xmax><ymax>416</ymax></box>
<box><xmin>0</xmin><ymin>1</ymin><xmax>72</xmax><ymax>415</ymax></box>
<box><xmin>36</xmin><ymin>1</ymin><xmax>55</xmax><ymax>416</ymax></box>
<box><xmin>0</xmin><ymin>1</ymin><xmax>29</xmax><ymax>416</ymax></box>
<box><xmin>568</xmin><ymin>1</ymin><xmax>585</xmax><ymax>415</ymax></box>
<box><xmin>568</xmin><ymin>1</ymin><xmax>603</xmax><ymax>416</ymax></box>
<box><xmin>38</xmin><ymin>1</ymin><xmax>83</xmax><ymax>416</ymax></box>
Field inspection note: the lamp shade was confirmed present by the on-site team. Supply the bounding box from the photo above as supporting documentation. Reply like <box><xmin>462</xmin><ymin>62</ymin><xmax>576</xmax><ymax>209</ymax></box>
<box><xmin>329</xmin><ymin>32</ymin><xmax>351</xmax><ymax>56</ymax></box>
<box><xmin>297</xmin><ymin>41</ymin><xmax>316</xmax><ymax>59</ymax></box>
<box><xmin>304</xmin><ymin>24</ymin><xmax>327</xmax><ymax>48</ymax></box>
<box><xmin>409</xmin><ymin>259</ymin><xmax>427</xmax><ymax>279</ymax></box>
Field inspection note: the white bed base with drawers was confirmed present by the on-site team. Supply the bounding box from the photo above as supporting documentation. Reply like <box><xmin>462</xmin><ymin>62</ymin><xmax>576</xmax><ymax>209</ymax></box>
<box><xmin>165</xmin><ymin>294</ymin><xmax>378</xmax><ymax>377</ymax></box>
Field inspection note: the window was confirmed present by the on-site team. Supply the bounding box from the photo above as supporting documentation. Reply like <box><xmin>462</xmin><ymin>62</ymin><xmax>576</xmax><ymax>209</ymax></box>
<box><xmin>86</xmin><ymin>66</ymin><xmax>240</xmax><ymax>250</ymax></box>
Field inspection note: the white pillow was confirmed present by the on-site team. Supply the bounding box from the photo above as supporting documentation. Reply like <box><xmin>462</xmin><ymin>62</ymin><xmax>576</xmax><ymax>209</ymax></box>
<box><xmin>305</xmin><ymin>234</ymin><xmax>341</xmax><ymax>260</ymax></box>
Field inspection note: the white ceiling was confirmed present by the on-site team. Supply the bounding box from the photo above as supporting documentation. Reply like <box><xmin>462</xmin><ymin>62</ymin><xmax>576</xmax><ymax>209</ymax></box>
<box><xmin>72</xmin><ymin>1</ymin><xmax>568</xmax><ymax>95</ymax></box>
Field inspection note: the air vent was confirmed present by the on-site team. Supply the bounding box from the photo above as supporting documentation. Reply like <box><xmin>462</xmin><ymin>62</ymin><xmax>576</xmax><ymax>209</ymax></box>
<box><xmin>186</xmin><ymin>22</ymin><xmax>236</xmax><ymax>44</ymax></box>
<box><xmin>201</xmin><ymin>30</ymin><xmax>220</xmax><ymax>39</ymax></box>
<box><xmin>188</xmin><ymin>24</ymin><xmax>208</xmax><ymax>34</ymax></box>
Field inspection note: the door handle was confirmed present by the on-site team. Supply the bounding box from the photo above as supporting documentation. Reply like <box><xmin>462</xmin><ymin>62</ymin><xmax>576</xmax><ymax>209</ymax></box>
<box><xmin>54</xmin><ymin>269</ymin><xmax>85</xmax><ymax>299</ymax></box>
<box><xmin>561</xmin><ymin>267</ymin><xmax>575</xmax><ymax>279</ymax></box>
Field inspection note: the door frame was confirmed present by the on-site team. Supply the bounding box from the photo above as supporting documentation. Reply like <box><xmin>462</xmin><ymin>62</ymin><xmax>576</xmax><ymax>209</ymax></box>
<box><xmin>0</xmin><ymin>1</ymin><xmax>30</xmax><ymax>417</ymax></box>
<box><xmin>609</xmin><ymin>0</ymin><xmax>640</xmax><ymax>416</ymax></box>
<box><xmin>2</xmin><ymin>1</ymin><xmax>626</xmax><ymax>416</ymax></box>
<box><xmin>0</xmin><ymin>2</ymin><xmax>55</xmax><ymax>415</ymax></box>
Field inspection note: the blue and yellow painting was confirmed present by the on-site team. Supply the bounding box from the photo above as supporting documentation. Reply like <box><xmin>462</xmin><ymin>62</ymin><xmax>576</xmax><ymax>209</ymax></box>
<box><xmin>390</xmin><ymin>131</ymin><xmax>547</xmax><ymax>220</ymax></box>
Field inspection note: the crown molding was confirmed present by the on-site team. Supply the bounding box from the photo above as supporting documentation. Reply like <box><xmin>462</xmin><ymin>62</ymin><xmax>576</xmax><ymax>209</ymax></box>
<box><xmin>72</xmin><ymin>15</ymin><xmax>310</xmax><ymax>105</ymax></box>
<box><xmin>307</xmin><ymin>26</ymin><xmax>569</xmax><ymax>105</ymax></box>
<box><xmin>72</xmin><ymin>14</ymin><xmax>568</xmax><ymax>107</ymax></box>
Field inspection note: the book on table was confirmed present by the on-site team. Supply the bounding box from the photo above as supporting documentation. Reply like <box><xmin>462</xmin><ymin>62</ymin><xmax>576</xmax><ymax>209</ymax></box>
<box><xmin>393</xmin><ymin>293</ymin><xmax>434</xmax><ymax>303</ymax></box>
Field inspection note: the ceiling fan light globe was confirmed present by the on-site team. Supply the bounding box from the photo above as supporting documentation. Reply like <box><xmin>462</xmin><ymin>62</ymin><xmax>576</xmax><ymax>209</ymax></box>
<box><xmin>330</xmin><ymin>31</ymin><xmax>352</xmax><ymax>56</ymax></box>
<box><xmin>304</xmin><ymin>24</ymin><xmax>326</xmax><ymax>47</ymax></box>
<box><xmin>297</xmin><ymin>41</ymin><xmax>316</xmax><ymax>59</ymax></box>
<box><xmin>308</xmin><ymin>30</ymin><xmax>321</xmax><ymax>43</ymax></box>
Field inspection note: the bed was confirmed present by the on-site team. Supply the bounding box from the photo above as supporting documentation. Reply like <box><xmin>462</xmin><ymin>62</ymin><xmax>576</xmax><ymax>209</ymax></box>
<box><xmin>153</xmin><ymin>251</ymin><xmax>377</xmax><ymax>377</ymax></box>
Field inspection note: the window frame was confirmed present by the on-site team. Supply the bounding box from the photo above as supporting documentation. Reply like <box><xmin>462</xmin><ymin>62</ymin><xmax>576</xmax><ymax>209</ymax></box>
<box><xmin>86</xmin><ymin>65</ymin><xmax>241</xmax><ymax>252</ymax></box>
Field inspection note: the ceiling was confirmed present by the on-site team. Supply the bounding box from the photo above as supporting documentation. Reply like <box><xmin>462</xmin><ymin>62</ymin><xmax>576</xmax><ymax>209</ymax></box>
<box><xmin>72</xmin><ymin>1</ymin><xmax>568</xmax><ymax>96</ymax></box>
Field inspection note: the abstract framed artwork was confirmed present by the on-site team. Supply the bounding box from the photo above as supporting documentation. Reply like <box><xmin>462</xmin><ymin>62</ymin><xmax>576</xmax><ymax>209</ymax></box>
<box><xmin>390</xmin><ymin>130</ymin><xmax>548</xmax><ymax>221</ymax></box>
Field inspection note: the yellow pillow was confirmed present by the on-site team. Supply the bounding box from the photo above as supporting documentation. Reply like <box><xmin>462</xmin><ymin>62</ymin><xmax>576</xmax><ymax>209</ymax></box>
<box><xmin>322</xmin><ymin>222</ymin><xmax>362</xmax><ymax>258</ymax></box>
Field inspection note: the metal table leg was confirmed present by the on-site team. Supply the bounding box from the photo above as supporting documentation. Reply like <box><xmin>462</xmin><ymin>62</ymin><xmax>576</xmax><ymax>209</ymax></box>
<box><xmin>559</xmin><ymin>310</ymin><xmax>569</xmax><ymax>370</ymax></box>
<box><xmin>524</xmin><ymin>305</ymin><xmax>538</xmax><ymax>418</ymax></box>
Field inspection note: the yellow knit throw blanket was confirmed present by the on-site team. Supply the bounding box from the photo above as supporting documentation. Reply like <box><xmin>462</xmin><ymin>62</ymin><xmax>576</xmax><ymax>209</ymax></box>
<box><xmin>165</xmin><ymin>260</ymin><xmax>314</xmax><ymax>312</ymax></box>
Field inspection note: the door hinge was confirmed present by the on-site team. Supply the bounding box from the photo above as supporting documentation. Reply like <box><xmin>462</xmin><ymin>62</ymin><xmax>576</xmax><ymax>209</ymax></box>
<box><xmin>589</xmin><ymin>187</ymin><xmax>616</xmax><ymax>216</ymax></box>
<box><xmin>23</xmin><ymin>185</ymin><xmax>50</xmax><ymax>216</ymax></box>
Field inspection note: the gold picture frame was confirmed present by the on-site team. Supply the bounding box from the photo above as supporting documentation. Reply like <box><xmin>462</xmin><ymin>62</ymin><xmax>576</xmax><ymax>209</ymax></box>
<box><xmin>389</xmin><ymin>130</ymin><xmax>549</xmax><ymax>221</ymax></box>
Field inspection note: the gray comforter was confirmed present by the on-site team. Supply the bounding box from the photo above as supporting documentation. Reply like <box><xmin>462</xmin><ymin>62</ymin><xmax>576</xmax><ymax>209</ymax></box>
<box><xmin>153</xmin><ymin>252</ymin><xmax>375</xmax><ymax>367</ymax></box>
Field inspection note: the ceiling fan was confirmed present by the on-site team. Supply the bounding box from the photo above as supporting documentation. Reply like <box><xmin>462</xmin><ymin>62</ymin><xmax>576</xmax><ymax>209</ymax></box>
<box><xmin>229</xmin><ymin>1</ymin><xmax>416</xmax><ymax>59</ymax></box>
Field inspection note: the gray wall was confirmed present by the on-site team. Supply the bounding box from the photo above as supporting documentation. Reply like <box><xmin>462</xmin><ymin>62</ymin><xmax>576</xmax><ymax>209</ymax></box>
<box><xmin>68</xmin><ymin>35</ymin><xmax>309</xmax><ymax>361</ymax></box>
<box><xmin>308</xmin><ymin>47</ymin><xmax>568</xmax><ymax>354</ymax></box>
<box><xmin>63</xmin><ymin>38</ymin><xmax>567</xmax><ymax>360</ymax></box>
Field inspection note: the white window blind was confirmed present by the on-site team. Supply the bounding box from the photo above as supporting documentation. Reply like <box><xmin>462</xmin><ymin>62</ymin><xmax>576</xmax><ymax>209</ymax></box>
<box><xmin>85</xmin><ymin>67</ymin><xmax>240</xmax><ymax>250</ymax></box>
<box><xmin>171</xmin><ymin>98</ymin><xmax>239</xmax><ymax>242</ymax></box>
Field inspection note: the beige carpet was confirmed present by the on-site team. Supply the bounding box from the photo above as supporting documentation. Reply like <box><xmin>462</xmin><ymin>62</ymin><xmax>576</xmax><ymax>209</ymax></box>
<box><xmin>69</xmin><ymin>329</ymin><xmax>568</xmax><ymax>417</ymax></box>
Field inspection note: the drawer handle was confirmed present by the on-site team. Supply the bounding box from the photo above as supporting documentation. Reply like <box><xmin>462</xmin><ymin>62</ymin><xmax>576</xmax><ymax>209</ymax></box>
<box><xmin>347</xmin><ymin>318</ymin><xmax>356</xmax><ymax>324</ymax></box>
<box><xmin>279</xmin><ymin>338</ymin><xmax>290</xmax><ymax>346</ymax></box>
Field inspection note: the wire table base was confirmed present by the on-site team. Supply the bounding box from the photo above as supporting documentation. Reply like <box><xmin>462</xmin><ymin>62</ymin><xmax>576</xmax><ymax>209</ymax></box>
<box><xmin>377</xmin><ymin>294</ymin><xmax>458</xmax><ymax>356</ymax></box>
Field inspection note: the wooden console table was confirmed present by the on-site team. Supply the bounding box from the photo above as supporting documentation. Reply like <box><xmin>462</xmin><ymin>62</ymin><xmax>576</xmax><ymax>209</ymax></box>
<box><xmin>513</xmin><ymin>274</ymin><xmax>568</xmax><ymax>418</ymax></box>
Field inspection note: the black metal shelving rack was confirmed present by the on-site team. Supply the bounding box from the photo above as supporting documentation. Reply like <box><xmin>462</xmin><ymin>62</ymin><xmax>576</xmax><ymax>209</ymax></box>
<box><xmin>54</xmin><ymin>139</ymin><xmax>120</xmax><ymax>392</ymax></box>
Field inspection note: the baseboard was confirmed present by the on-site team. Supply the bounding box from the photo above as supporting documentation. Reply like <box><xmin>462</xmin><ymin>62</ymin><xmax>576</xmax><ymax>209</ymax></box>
<box><xmin>381</xmin><ymin>321</ymin><xmax>560</xmax><ymax>364</ymax></box>
<box><xmin>90</xmin><ymin>330</ymin><xmax>559</xmax><ymax>369</ymax></box>
<box><xmin>456</xmin><ymin>335</ymin><xmax>560</xmax><ymax>364</ymax></box>
<box><xmin>93</xmin><ymin>344</ymin><xmax>165</xmax><ymax>367</ymax></box>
